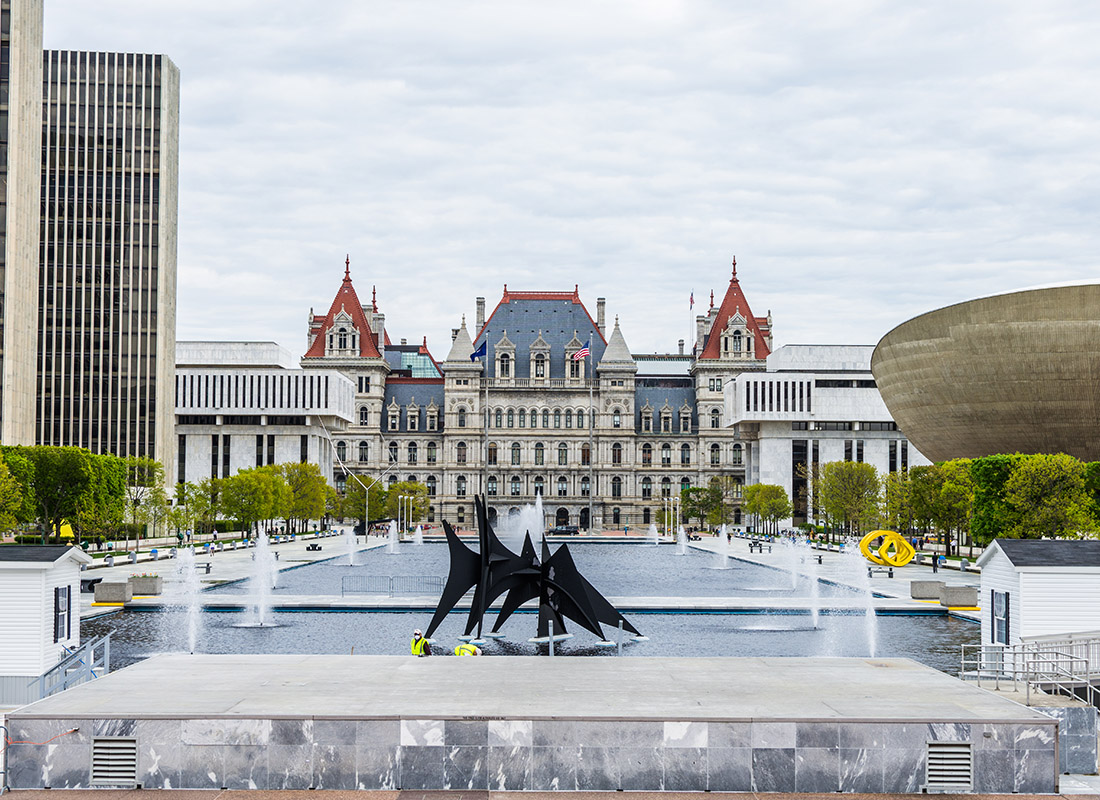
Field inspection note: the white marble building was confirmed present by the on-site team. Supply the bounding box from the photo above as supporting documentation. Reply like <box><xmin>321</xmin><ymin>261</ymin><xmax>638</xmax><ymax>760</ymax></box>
<box><xmin>174</xmin><ymin>341</ymin><xmax>354</xmax><ymax>485</ymax></box>
<box><xmin>725</xmin><ymin>344</ymin><xmax>931</xmax><ymax>526</ymax></box>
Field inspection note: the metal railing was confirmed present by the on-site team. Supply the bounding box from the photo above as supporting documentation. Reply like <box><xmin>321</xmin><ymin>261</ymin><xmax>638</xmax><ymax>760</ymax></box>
<box><xmin>28</xmin><ymin>634</ymin><xmax>112</xmax><ymax>700</ymax></box>
<box><xmin>341</xmin><ymin>575</ymin><xmax>445</xmax><ymax>597</ymax></box>
<box><xmin>961</xmin><ymin>643</ymin><xmax>1100</xmax><ymax>707</ymax></box>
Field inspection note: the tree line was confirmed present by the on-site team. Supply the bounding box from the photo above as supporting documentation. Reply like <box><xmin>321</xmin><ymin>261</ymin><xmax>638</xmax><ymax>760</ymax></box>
<box><xmin>0</xmin><ymin>445</ymin><xmax>431</xmax><ymax>544</ymax></box>
<box><xmin>731</xmin><ymin>452</ymin><xmax>1100</xmax><ymax>553</ymax></box>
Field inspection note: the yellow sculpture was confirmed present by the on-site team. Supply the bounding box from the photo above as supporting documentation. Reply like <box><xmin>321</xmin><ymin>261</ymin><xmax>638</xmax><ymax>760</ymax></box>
<box><xmin>859</xmin><ymin>529</ymin><xmax>915</xmax><ymax>567</ymax></box>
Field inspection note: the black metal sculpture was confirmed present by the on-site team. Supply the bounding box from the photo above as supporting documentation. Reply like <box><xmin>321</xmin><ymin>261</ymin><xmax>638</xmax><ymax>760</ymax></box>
<box><xmin>424</xmin><ymin>495</ymin><xmax>640</xmax><ymax>643</ymax></box>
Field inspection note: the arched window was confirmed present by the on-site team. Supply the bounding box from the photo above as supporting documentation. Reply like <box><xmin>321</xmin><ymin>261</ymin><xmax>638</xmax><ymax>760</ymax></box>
<box><xmin>499</xmin><ymin>353</ymin><xmax>511</xmax><ymax>378</ymax></box>
<box><xmin>488</xmin><ymin>443</ymin><xmax>498</xmax><ymax>465</ymax></box>
<box><xmin>681</xmin><ymin>477</ymin><xmax>691</xmax><ymax>493</ymax></box>
<box><xmin>643</xmin><ymin>508</ymin><xmax>651</xmax><ymax>524</ymax></box>
<box><xmin>407</xmin><ymin>475</ymin><xmax>416</xmax><ymax>483</ymax></box>
<box><xmin>456</xmin><ymin>442</ymin><xmax>467</xmax><ymax>464</ymax></box>
<box><xmin>580</xmin><ymin>476</ymin><xmax>590</xmax><ymax>497</ymax></box>
<box><xmin>511</xmin><ymin>442</ymin><xmax>521</xmax><ymax>465</ymax></box>
<box><xmin>612</xmin><ymin>443</ymin><xmax>622</xmax><ymax>465</ymax></box>
<box><xmin>681</xmin><ymin>444</ymin><xmax>691</xmax><ymax>465</ymax></box>
<box><xmin>612</xmin><ymin>507</ymin><xmax>621</xmax><ymax>525</ymax></box>
<box><xmin>733</xmin><ymin>330</ymin><xmax>742</xmax><ymax>352</ymax></box>
<box><xmin>565</xmin><ymin>409</ymin><xmax>573</xmax><ymax>428</ymax></box>
<box><xmin>335</xmin><ymin>475</ymin><xmax>346</xmax><ymax>493</ymax></box>
<box><xmin>557</xmin><ymin>476</ymin><xmax>568</xmax><ymax>496</ymax></box>
<box><xmin>487</xmin><ymin>476</ymin><xmax>498</xmax><ymax>496</ymax></box>
<box><xmin>710</xmin><ymin>443</ymin><xmax>720</xmax><ymax>465</ymax></box>
<box><xmin>388</xmin><ymin>474</ymin><xmax>397</xmax><ymax>488</ymax></box>
<box><xmin>711</xmin><ymin>409</ymin><xmax>720</xmax><ymax>429</ymax></box>
<box><xmin>359</xmin><ymin>407</ymin><xmax>369</xmax><ymax>426</ymax></box>
<box><xmin>495</xmin><ymin>409</ymin><xmax>503</xmax><ymax>428</ymax></box>
<box><xmin>531</xmin><ymin>408</ymin><xmax>539</xmax><ymax>428</ymax></box>
<box><xmin>507</xmin><ymin>409</ymin><xmax>514</xmax><ymax>428</ymax></box>
<box><xmin>611</xmin><ymin>476</ymin><xmax>622</xmax><ymax>498</ymax></box>
<box><xmin>534</xmin><ymin>354</ymin><xmax>546</xmax><ymax>378</ymax></box>
<box><xmin>554</xmin><ymin>409</ymin><xmax>562</xmax><ymax>428</ymax></box>
<box><xmin>519</xmin><ymin>408</ymin><xmax>526</xmax><ymax>428</ymax></box>
<box><xmin>534</xmin><ymin>476</ymin><xmax>545</xmax><ymax>496</ymax></box>
<box><xmin>358</xmin><ymin>441</ymin><xmax>369</xmax><ymax>462</ymax></box>
<box><xmin>558</xmin><ymin>443</ymin><xmax>568</xmax><ymax>465</ymax></box>
<box><xmin>510</xmin><ymin>476</ymin><xmax>521</xmax><ymax>496</ymax></box>
<box><xmin>581</xmin><ymin>444</ymin><xmax>591</xmax><ymax>466</ymax></box>
<box><xmin>456</xmin><ymin>475</ymin><xmax>467</xmax><ymax>496</ymax></box>
<box><xmin>408</xmin><ymin>442</ymin><xmax>418</xmax><ymax>463</ymax></box>
<box><xmin>661</xmin><ymin>477</ymin><xmax>672</xmax><ymax>498</ymax></box>
<box><xmin>613</xmin><ymin>410</ymin><xmax>622</xmax><ymax>428</ymax></box>
<box><xmin>338</xmin><ymin>327</ymin><xmax>348</xmax><ymax>349</ymax></box>
<box><xmin>576</xmin><ymin>409</ymin><xmax>585</xmax><ymax>428</ymax></box>
<box><xmin>642</xmin><ymin>444</ymin><xmax>652</xmax><ymax>465</ymax></box>
<box><xmin>732</xmin><ymin>444</ymin><xmax>743</xmax><ymax>465</ymax></box>
<box><xmin>457</xmin><ymin>408</ymin><xmax>467</xmax><ymax>427</ymax></box>
<box><xmin>427</xmin><ymin>442</ymin><xmax>437</xmax><ymax>463</ymax></box>
<box><xmin>661</xmin><ymin>444</ymin><xmax>671</xmax><ymax>465</ymax></box>
<box><xmin>642</xmin><ymin>477</ymin><xmax>652</xmax><ymax>498</ymax></box>
<box><xmin>535</xmin><ymin>443</ymin><xmax>545</xmax><ymax>465</ymax></box>
<box><xmin>426</xmin><ymin>476</ymin><xmax>436</xmax><ymax>496</ymax></box>
<box><xmin>336</xmin><ymin>441</ymin><xmax>347</xmax><ymax>462</ymax></box>
<box><xmin>388</xmin><ymin>441</ymin><xmax>398</xmax><ymax>462</ymax></box>
<box><xmin>542</xmin><ymin>409</ymin><xmax>550</xmax><ymax>428</ymax></box>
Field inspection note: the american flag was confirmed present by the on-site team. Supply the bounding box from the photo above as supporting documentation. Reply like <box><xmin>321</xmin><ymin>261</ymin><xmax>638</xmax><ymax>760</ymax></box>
<box><xmin>572</xmin><ymin>338</ymin><xmax>591</xmax><ymax>360</ymax></box>
<box><xmin>690</xmin><ymin>290</ymin><xmax>694</xmax><ymax>309</ymax></box>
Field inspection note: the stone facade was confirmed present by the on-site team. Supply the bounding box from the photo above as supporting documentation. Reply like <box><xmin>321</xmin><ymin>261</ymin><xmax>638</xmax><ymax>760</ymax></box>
<box><xmin>304</xmin><ymin>260</ymin><xmax>773</xmax><ymax>530</ymax></box>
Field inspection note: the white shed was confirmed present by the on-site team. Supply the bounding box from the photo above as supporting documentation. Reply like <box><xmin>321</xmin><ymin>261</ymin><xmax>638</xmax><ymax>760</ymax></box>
<box><xmin>976</xmin><ymin>539</ymin><xmax>1100</xmax><ymax>646</ymax></box>
<box><xmin>0</xmin><ymin>545</ymin><xmax>92</xmax><ymax>705</ymax></box>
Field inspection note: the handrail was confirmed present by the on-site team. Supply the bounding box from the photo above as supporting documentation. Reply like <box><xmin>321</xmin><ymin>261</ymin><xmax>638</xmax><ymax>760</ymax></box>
<box><xmin>341</xmin><ymin>575</ymin><xmax>444</xmax><ymax>597</ymax></box>
<box><xmin>27</xmin><ymin>634</ymin><xmax>112</xmax><ymax>699</ymax></box>
<box><xmin>961</xmin><ymin>643</ymin><xmax>1100</xmax><ymax>707</ymax></box>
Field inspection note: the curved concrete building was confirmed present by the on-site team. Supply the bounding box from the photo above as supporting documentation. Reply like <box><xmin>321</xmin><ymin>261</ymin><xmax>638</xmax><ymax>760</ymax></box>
<box><xmin>871</xmin><ymin>283</ymin><xmax>1100</xmax><ymax>463</ymax></box>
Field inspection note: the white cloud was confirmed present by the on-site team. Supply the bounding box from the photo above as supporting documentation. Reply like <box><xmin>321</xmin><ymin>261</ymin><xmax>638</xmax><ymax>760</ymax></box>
<box><xmin>44</xmin><ymin>0</ymin><xmax>1100</xmax><ymax>358</ymax></box>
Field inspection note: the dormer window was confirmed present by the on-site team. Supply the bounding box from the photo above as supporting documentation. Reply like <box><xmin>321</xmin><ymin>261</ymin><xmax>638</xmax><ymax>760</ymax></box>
<box><xmin>661</xmin><ymin>412</ymin><xmax>672</xmax><ymax>433</ymax></box>
<box><xmin>534</xmin><ymin>354</ymin><xmax>546</xmax><ymax>378</ymax></box>
<box><xmin>499</xmin><ymin>353</ymin><xmax>511</xmax><ymax>378</ymax></box>
<box><xmin>338</xmin><ymin>327</ymin><xmax>348</xmax><ymax>349</ymax></box>
<box><xmin>389</xmin><ymin>412</ymin><xmax>399</xmax><ymax>431</ymax></box>
<box><xmin>732</xmin><ymin>330</ymin><xmax>741</xmax><ymax>352</ymax></box>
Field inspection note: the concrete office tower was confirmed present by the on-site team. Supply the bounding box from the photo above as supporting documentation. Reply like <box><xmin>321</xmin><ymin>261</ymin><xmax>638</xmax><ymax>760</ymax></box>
<box><xmin>38</xmin><ymin>51</ymin><xmax>179</xmax><ymax>481</ymax></box>
<box><xmin>0</xmin><ymin>0</ymin><xmax>43</xmax><ymax>444</ymax></box>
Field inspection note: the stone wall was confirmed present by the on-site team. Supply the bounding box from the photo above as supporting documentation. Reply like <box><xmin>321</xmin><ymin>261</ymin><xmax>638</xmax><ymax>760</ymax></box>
<box><xmin>5</xmin><ymin>715</ymin><xmax>1058</xmax><ymax>793</ymax></box>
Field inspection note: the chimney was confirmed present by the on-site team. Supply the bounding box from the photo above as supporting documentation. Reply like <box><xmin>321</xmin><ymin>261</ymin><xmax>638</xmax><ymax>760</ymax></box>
<box><xmin>475</xmin><ymin>297</ymin><xmax>486</xmax><ymax>332</ymax></box>
<box><xmin>696</xmin><ymin>314</ymin><xmax>710</xmax><ymax>351</ymax></box>
<box><xmin>678</xmin><ymin>339</ymin><xmax>684</xmax><ymax>355</ymax></box>
<box><xmin>597</xmin><ymin>297</ymin><xmax>606</xmax><ymax>335</ymax></box>
<box><xmin>401</xmin><ymin>338</ymin><xmax>407</xmax><ymax>346</ymax></box>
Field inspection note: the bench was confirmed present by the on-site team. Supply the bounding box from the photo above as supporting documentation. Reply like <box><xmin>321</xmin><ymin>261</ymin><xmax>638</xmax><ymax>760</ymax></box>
<box><xmin>867</xmin><ymin>566</ymin><xmax>894</xmax><ymax>578</ymax></box>
<box><xmin>306</xmin><ymin>543</ymin><xmax>322</xmax><ymax>552</ymax></box>
<box><xmin>80</xmin><ymin>577</ymin><xmax>103</xmax><ymax>593</ymax></box>
<box><xmin>801</xmin><ymin>554</ymin><xmax>823</xmax><ymax>565</ymax></box>
<box><xmin>748</xmin><ymin>541</ymin><xmax>771</xmax><ymax>554</ymax></box>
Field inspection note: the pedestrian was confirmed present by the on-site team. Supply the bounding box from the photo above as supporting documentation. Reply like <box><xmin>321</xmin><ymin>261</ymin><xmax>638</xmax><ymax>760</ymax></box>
<box><xmin>454</xmin><ymin>643</ymin><xmax>482</xmax><ymax>656</ymax></box>
<box><xmin>411</xmin><ymin>628</ymin><xmax>431</xmax><ymax>657</ymax></box>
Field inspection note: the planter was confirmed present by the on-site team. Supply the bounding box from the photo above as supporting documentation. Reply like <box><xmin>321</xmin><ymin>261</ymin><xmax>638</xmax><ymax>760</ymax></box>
<box><xmin>94</xmin><ymin>582</ymin><xmax>133</xmax><ymax>603</ymax></box>
<box><xmin>128</xmin><ymin>575</ymin><xmax>163</xmax><ymax>595</ymax></box>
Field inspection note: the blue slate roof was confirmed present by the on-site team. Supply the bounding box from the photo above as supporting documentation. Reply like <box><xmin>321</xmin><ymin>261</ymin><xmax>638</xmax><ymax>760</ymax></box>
<box><xmin>634</xmin><ymin>379</ymin><xmax>697</xmax><ymax>433</ymax></box>
<box><xmin>473</xmin><ymin>296</ymin><xmax>606</xmax><ymax>379</ymax></box>
<box><xmin>380</xmin><ymin>381</ymin><xmax>446</xmax><ymax>433</ymax></box>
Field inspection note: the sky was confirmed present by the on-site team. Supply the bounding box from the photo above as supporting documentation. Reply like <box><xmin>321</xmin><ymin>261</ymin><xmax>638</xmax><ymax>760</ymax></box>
<box><xmin>45</xmin><ymin>1</ymin><xmax>1100</xmax><ymax>358</ymax></box>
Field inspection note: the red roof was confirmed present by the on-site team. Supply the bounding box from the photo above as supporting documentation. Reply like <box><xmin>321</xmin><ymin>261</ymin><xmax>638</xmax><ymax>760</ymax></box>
<box><xmin>699</xmin><ymin>258</ymin><xmax>771</xmax><ymax>360</ymax></box>
<box><xmin>303</xmin><ymin>262</ymin><xmax>382</xmax><ymax>359</ymax></box>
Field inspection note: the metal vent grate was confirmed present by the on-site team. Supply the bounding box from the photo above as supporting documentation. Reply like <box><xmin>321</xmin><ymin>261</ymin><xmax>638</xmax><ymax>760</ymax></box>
<box><xmin>91</xmin><ymin>737</ymin><xmax>138</xmax><ymax>786</ymax></box>
<box><xmin>926</xmin><ymin>741</ymin><xmax>973</xmax><ymax>792</ymax></box>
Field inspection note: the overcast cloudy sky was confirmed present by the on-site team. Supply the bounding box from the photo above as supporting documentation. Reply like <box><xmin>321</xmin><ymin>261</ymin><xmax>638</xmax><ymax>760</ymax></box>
<box><xmin>46</xmin><ymin>1</ymin><xmax>1100</xmax><ymax>357</ymax></box>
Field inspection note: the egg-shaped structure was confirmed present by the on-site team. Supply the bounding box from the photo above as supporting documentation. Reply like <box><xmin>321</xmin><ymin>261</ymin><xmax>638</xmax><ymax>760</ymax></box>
<box><xmin>871</xmin><ymin>283</ymin><xmax>1100</xmax><ymax>463</ymax></box>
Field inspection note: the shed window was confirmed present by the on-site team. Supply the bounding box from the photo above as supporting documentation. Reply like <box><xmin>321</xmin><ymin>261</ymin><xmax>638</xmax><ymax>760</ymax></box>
<box><xmin>992</xmin><ymin>590</ymin><xmax>1009</xmax><ymax>645</ymax></box>
<box><xmin>54</xmin><ymin>586</ymin><xmax>71</xmax><ymax>642</ymax></box>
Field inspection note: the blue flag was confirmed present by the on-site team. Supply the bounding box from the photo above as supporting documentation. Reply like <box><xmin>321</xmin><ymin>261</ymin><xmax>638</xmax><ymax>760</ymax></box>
<box><xmin>471</xmin><ymin>340</ymin><xmax>487</xmax><ymax>361</ymax></box>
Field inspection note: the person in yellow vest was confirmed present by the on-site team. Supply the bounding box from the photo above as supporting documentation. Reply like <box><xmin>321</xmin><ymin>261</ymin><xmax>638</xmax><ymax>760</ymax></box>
<box><xmin>411</xmin><ymin>628</ymin><xmax>431</xmax><ymax>657</ymax></box>
<box><xmin>455</xmin><ymin>643</ymin><xmax>482</xmax><ymax>656</ymax></box>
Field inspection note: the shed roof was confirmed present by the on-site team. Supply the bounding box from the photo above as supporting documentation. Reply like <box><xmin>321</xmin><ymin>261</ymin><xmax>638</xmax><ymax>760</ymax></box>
<box><xmin>985</xmin><ymin>539</ymin><xmax>1100</xmax><ymax>568</ymax></box>
<box><xmin>0</xmin><ymin>545</ymin><xmax>92</xmax><ymax>566</ymax></box>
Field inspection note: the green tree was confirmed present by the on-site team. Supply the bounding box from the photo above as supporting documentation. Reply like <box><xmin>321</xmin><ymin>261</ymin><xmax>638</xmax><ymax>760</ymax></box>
<box><xmin>908</xmin><ymin>464</ymin><xmax>940</xmax><ymax>536</ymax></box>
<box><xmin>743</xmin><ymin>484</ymin><xmax>793</xmax><ymax>535</ymax></box>
<box><xmin>682</xmin><ymin>485</ymin><xmax>719</xmax><ymax>528</ymax></box>
<box><xmin>1004</xmin><ymin>453</ymin><xmax>1095</xmax><ymax>539</ymax></box>
<box><xmin>383</xmin><ymin>480</ymin><xmax>429</xmax><ymax>527</ymax></box>
<box><xmin>124</xmin><ymin>457</ymin><xmax>165</xmax><ymax>541</ymax></box>
<box><xmin>73</xmin><ymin>453</ymin><xmax>126</xmax><ymax>543</ymax></box>
<box><xmin>937</xmin><ymin>459</ymin><xmax>976</xmax><ymax>556</ymax></box>
<box><xmin>22</xmin><ymin>446</ymin><xmax>96</xmax><ymax>542</ymax></box>
<box><xmin>186</xmin><ymin>478</ymin><xmax>223</xmax><ymax>534</ymax></box>
<box><xmin>222</xmin><ymin>468</ymin><xmax>289</xmax><ymax>535</ymax></box>
<box><xmin>280</xmin><ymin>462</ymin><xmax>327</xmax><ymax>531</ymax></box>
<box><xmin>707</xmin><ymin>476</ymin><xmax>742</xmax><ymax>526</ymax></box>
<box><xmin>0</xmin><ymin>447</ymin><xmax>36</xmax><ymax>525</ymax></box>
<box><xmin>342</xmin><ymin>475</ymin><xmax>388</xmax><ymax>532</ymax></box>
<box><xmin>0</xmin><ymin>460</ymin><xmax>24</xmax><ymax>532</ymax></box>
<box><xmin>818</xmin><ymin>461</ymin><xmax>881</xmax><ymax>537</ymax></box>
<box><xmin>881</xmin><ymin>470</ymin><xmax>913</xmax><ymax>534</ymax></box>
<box><xmin>969</xmin><ymin>454</ymin><xmax>1026</xmax><ymax>545</ymax></box>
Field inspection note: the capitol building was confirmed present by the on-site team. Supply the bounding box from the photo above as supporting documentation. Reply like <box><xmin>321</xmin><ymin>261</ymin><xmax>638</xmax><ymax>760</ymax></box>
<box><xmin>175</xmin><ymin>258</ymin><xmax>926</xmax><ymax>530</ymax></box>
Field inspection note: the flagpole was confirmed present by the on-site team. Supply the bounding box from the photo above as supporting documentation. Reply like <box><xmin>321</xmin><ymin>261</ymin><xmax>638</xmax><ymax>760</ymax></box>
<box><xmin>588</xmin><ymin>350</ymin><xmax>594</xmax><ymax>533</ymax></box>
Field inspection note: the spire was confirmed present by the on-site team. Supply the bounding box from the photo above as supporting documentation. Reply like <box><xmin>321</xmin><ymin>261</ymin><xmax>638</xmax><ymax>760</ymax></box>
<box><xmin>445</xmin><ymin>317</ymin><xmax>475</xmax><ymax>362</ymax></box>
<box><xmin>698</xmin><ymin>255</ymin><xmax>770</xmax><ymax>361</ymax></box>
<box><xmin>344</xmin><ymin>254</ymin><xmax>350</xmax><ymax>280</ymax></box>
<box><xmin>732</xmin><ymin>255</ymin><xmax>737</xmax><ymax>281</ymax></box>
<box><xmin>710</xmin><ymin>289</ymin><xmax>714</xmax><ymax>309</ymax></box>
<box><xmin>597</xmin><ymin>315</ymin><xmax>637</xmax><ymax>373</ymax></box>
<box><xmin>372</xmin><ymin>285</ymin><xmax>377</xmax><ymax>312</ymax></box>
